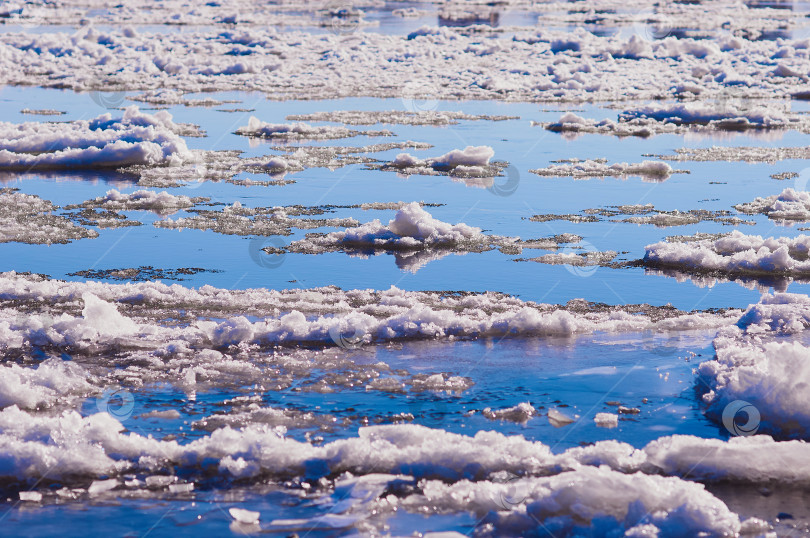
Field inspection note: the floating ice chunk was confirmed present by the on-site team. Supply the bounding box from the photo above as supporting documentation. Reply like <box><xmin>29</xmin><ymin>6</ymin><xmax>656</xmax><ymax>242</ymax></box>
<box><xmin>69</xmin><ymin>189</ymin><xmax>205</xmax><ymax>215</ymax></box>
<box><xmin>286</xmin><ymin>110</ymin><xmax>517</xmax><ymax>126</ymax></box>
<box><xmin>543</xmin><ymin>100</ymin><xmax>806</xmax><ymax>137</ymax></box>
<box><xmin>430</xmin><ymin>146</ymin><xmax>494</xmax><ymax>168</ymax></box>
<box><xmin>482</xmin><ymin>402</ymin><xmax>536</xmax><ymax>423</ymax></box>
<box><xmin>287</xmin><ymin>202</ymin><xmax>488</xmax><ymax>253</ymax></box>
<box><xmin>530</xmin><ymin>159</ymin><xmax>677</xmax><ymax>180</ymax></box>
<box><xmin>375</xmin><ymin>146</ymin><xmax>505</xmax><ymax>179</ymax></box>
<box><xmin>391</xmin><ymin>152</ymin><xmax>423</xmax><ymax>167</ymax></box>
<box><xmin>547</xmin><ymin>407</ymin><xmax>576</xmax><ymax>427</ymax></box>
<box><xmin>408</xmin><ymin>466</ymin><xmax>741</xmax><ymax>536</ymax></box>
<box><xmin>235</xmin><ymin>117</ymin><xmax>390</xmax><ymax>141</ymax></box>
<box><xmin>19</xmin><ymin>491</ymin><xmax>42</xmax><ymax>502</ymax></box>
<box><xmin>80</xmin><ymin>293</ymin><xmax>139</xmax><ymax>339</ymax></box>
<box><xmin>643</xmin><ymin>230</ymin><xmax>810</xmax><ymax>277</ymax></box>
<box><xmin>88</xmin><ymin>479</ymin><xmax>119</xmax><ymax>496</ymax></box>
<box><xmin>229</xmin><ymin>507</ymin><xmax>260</xmax><ymax>525</ymax></box>
<box><xmin>0</xmin><ymin>188</ymin><xmax>97</xmax><ymax>245</ymax></box>
<box><xmin>695</xmin><ymin>293</ymin><xmax>810</xmax><ymax>437</ymax></box>
<box><xmin>0</xmin><ymin>271</ymin><xmax>742</xmax><ymax>352</ymax></box>
<box><xmin>168</xmin><ymin>483</ymin><xmax>194</xmax><ymax>494</ymax></box>
<box><xmin>145</xmin><ymin>475</ymin><xmax>177</xmax><ymax>488</ymax></box>
<box><xmin>0</xmin><ymin>106</ymin><xmax>195</xmax><ymax>169</ymax></box>
<box><xmin>594</xmin><ymin>412</ymin><xmax>619</xmax><ymax>428</ymax></box>
<box><xmin>734</xmin><ymin>187</ymin><xmax>810</xmax><ymax>222</ymax></box>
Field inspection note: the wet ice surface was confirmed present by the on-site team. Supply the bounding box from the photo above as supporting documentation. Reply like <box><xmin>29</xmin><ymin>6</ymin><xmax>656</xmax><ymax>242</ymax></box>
<box><xmin>4</xmin><ymin>9</ymin><xmax>810</xmax><ymax>534</ymax></box>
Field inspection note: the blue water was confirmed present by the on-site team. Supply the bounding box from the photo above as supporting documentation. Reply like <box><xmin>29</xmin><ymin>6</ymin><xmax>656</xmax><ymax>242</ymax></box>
<box><xmin>0</xmin><ymin>77</ymin><xmax>808</xmax><ymax>533</ymax></box>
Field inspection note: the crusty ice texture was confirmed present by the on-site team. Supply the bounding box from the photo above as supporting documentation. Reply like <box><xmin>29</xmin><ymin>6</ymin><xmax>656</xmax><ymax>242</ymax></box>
<box><xmin>0</xmin><ymin>106</ymin><xmax>195</xmax><ymax>169</ymax></box>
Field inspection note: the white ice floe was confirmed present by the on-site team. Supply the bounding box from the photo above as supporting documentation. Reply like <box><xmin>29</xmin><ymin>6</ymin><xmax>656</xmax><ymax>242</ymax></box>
<box><xmin>235</xmin><ymin>117</ymin><xmax>390</xmax><ymax>141</ymax></box>
<box><xmin>288</xmin><ymin>202</ymin><xmax>486</xmax><ymax>251</ymax></box>
<box><xmin>2</xmin><ymin>22</ymin><xmax>810</xmax><ymax>104</ymax></box>
<box><xmin>530</xmin><ymin>159</ymin><xmax>676</xmax><ymax>180</ymax></box>
<box><xmin>0</xmin><ymin>410</ymin><xmax>792</xmax><ymax>534</ymax></box>
<box><xmin>381</xmin><ymin>146</ymin><xmax>503</xmax><ymax>179</ymax></box>
<box><xmin>0</xmin><ymin>358</ymin><xmax>92</xmax><ymax>410</ymax></box>
<box><xmin>68</xmin><ymin>189</ymin><xmax>206</xmax><ymax>214</ymax></box>
<box><xmin>482</xmin><ymin>402</ymin><xmax>536</xmax><ymax>423</ymax></box>
<box><xmin>594</xmin><ymin>412</ymin><xmax>619</xmax><ymax>428</ymax></box>
<box><xmin>0</xmin><ymin>106</ymin><xmax>195</xmax><ymax>169</ymax></box>
<box><xmin>0</xmin><ymin>271</ymin><xmax>741</xmax><ymax>354</ymax></box>
<box><xmin>543</xmin><ymin>100</ymin><xmax>808</xmax><ymax>137</ymax></box>
<box><xmin>643</xmin><ymin>230</ymin><xmax>810</xmax><ymax>276</ymax></box>
<box><xmin>697</xmin><ymin>293</ymin><xmax>810</xmax><ymax>437</ymax></box>
<box><xmin>734</xmin><ymin>188</ymin><xmax>810</xmax><ymax>222</ymax></box>
<box><xmin>286</xmin><ymin>110</ymin><xmax>517</xmax><ymax>126</ymax></box>
<box><xmin>0</xmin><ymin>188</ymin><xmax>98</xmax><ymax>244</ymax></box>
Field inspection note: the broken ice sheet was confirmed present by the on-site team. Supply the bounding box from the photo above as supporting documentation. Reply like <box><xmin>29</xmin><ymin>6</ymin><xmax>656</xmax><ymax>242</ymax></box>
<box><xmin>0</xmin><ymin>188</ymin><xmax>98</xmax><ymax>244</ymax></box>
<box><xmin>529</xmin><ymin>158</ymin><xmax>683</xmax><ymax>181</ymax></box>
<box><xmin>234</xmin><ymin>117</ymin><xmax>393</xmax><ymax>141</ymax></box>
<box><xmin>367</xmin><ymin>145</ymin><xmax>509</xmax><ymax>181</ymax></box>
<box><xmin>285</xmin><ymin>110</ymin><xmax>519</xmax><ymax>126</ymax></box>
<box><xmin>529</xmin><ymin>204</ymin><xmax>755</xmax><ymax>228</ymax></box>
<box><xmin>279</xmin><ymin>203</ymin><xmax>562</xmax><ymax>272</ymax></box>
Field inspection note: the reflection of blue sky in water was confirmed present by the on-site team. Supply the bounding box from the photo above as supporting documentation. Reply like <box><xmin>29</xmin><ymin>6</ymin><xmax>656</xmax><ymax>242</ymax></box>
<box><xmin>2</xmin><ymin>86</ymin><xmax>810</xmax><ymax>308</ymax></box>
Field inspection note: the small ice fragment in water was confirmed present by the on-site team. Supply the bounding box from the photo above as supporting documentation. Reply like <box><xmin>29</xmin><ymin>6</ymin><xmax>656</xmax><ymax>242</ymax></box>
<box><xmin>19</xmin><ymin>491</ymin><xmax>42</xmax><ymax>502</ymax></box>
<box><xmin>168</xmin><ymin>483</ymin><xmax>194</xmax><ymax>494</ymax></box>
<box><xmin>594</xmin><ymin>413</ymin><xmax>619</xmax><ymax>428</ymax></box>
<box><xmin>145</xmin><ymin>475</ymin><xmax>177</xmax><ymax>488</ymax></box>
<box><xmin>482</xmin><ymin>402</ymin><xmax>536</xmax><ymax>423</ymax></box>
<box><xmin>88</xmin><ymin>479</ymin><xmax>118</xmax><ymax>496</ymax></box>
<box><xmin>229</xmin><ymin>507</ymin><xmax>260</xmax><ymax>525</ymax></box>
<box><xmin>547</xmin><ymin>408</ymin><xmax>576</xmax><ymax>427</ymax></box>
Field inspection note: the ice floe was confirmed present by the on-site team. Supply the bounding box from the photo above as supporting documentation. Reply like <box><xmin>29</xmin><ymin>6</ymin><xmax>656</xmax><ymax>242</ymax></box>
<box><xmin>734</xmin><ymin>188</ymin><xmax>810</xmax><ymax>223</ymax></box>
<box><xmin>643</xmin><ymin>230</ymin><xmax>810</xmax><ymax>278</ymax></box>
<box><xmin>235</xmin><ymin>117</ymin><xmax>392</xmax><ymax>141</ymax></box>
<box><xmin>0</xmin><ymin>188</ymin><xmax>98</xmax><ymax>244</ymax></box>
<box><xmin>542</xmin><ymin>101</ymin><xmax>809</xmax><ymax>138</ymax></box>
<box><xmin>67</xmin><ymin>189</ymin><xmax>207</xmax><ymax>215</ymax></box>
<box><xmin>0</xmin><ymin>106</ymin><xmax>196</xmax><ymax>169</ymax></box>
<box><xmin>698</xmin><ymin>293</ymin><xmax>810</xmax><ymax>438</ymax></box>
<box><xmin>530</xmin><ymin>204</ymin><xmax>753</xmax><ymax>228</ymax></box>
<box><xmin>529</xmin><ymin>158</ymin><xmax>679</xmax><ymax>181</ymax></box>
<box><xmin>6</xmin><ymin>23</ymin><xmax>810</xmax><ymax>105</ymax></box>
<box><xmin>285</xmin><ymin>110</ymin><xmax>518</xmax><ymax>126</ymax></box>
<box><xmin>0</xmin><ymin>271</ymin><xmax>742</xmax><ymax>356</ymax></box>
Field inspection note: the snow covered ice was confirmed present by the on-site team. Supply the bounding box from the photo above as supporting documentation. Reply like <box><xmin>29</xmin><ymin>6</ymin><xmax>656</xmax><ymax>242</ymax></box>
<box><xmin>3</xmin><ymin>0</ymin><xmax>810</xmax><ymax>535</ymax></box>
